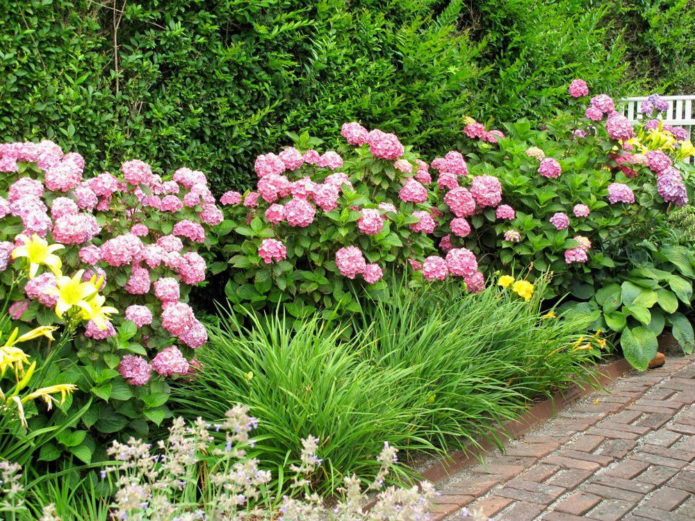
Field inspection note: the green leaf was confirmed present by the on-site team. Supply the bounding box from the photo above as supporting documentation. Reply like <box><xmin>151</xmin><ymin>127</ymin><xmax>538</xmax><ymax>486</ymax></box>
<box><xmin>669</xmin><ymin>312</ymin><xmax>694</xmax><ymax>354</ymax></box>
<box><xmin>620</xmin><ymin>326</ymin><xmax>658</xmax><ymax>371</ymax></box>
<box><xmin>659</xmin><ymin>246</ymin><xmax>695</xmax><ymax>278</ymax></box>
<box><xmin>571</xmin><ymin>281</ymin><xmax>594</xmax><ymax>300</ymax></box>
<box><xmin>95</xmin><ymin>414</ymin><xmax>128</xmax><ymax>434</ymax></box>
<box><xmin>91</xmin><ymin>383</ymin><xmax>112</xmax><ymax>401</ymax></box>
<box><xmin>621</xmin><ymin>281</ymin><xmax>644</xmax><ymax>306</ymax></box>
<box><xmin>648</xmin><ymin>307</ymin><xmax>665</xmax><ymax>336</ymax></box>
<box><xmin>144</xmin><ymin>407</ymin><xmax>167</xmax><ymax>426</ymax></box>
<box><xmin>632</xmin><ymin>289</ymin><xmax>658</xmax><ymax>308</ymax></box>
<box><xmin>68</xmin><ymin>444</ymin><xmax>93</xmax><ymax>464</ymax></box>
<box><xmin>667</xmin><ymin>275</ymin><xmax>692</xmax><ymax>304</ymax></box>
<box><xmin>626</xmin><ymin>305</ymin><xmax>651</xmax><ymax>325</ymax></box>
<box><xmin>604</xmin><ymin>311</ymin><xmax>626</xmax><ymax>332</ymax></box>
<box><xmin>38</xmin><ymin>443</ymin><xmax>61</xmax><ymax>462</ymax></box>
<box><xmin>656</xmin><ymin>289</ymin><xmax>679</xmax><ymax>314</ymax></box>
<box><xmin>110</xmin><ymin>380</ymin><xmax>134</xmax><ymax>401</ymax></box>
<box><xmin>141</xmin><ymin>392</ymin><xmax>169</xmax><ymax>408</ymax></box>
<box><xmin>595</xmin><ymin>283</ymin><xmax>620</xmax><ymax>307</ymax></box>
<box><xmin>57</xmin><ymin>429</ymin><xmax>87</xmax><ymax>448</ymax></box>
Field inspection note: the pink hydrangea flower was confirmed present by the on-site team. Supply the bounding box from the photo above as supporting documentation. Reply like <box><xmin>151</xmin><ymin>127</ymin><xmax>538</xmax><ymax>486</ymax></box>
<box><xmin>291</xmin><ymin>177</ymin><xmax>316</xmax><ymax>199</ymax></box>
<box><xmin>154</xmin><ymin>277</ymin><xmax>181</xmax><ymax>302</ymax></box>
<box><xmin>434</xmin><ymin>151</ymin><xmax>467</xmax><ymax>176</ymax></box>
<box><xmin>568</xmin><ymin>79</ymin><xmax>589</xmax><ymax>98</ymax></box>
<box><xmin>160</xmin><ymin>195</ymin><xmax>183</xmax><ymax>213</ymax></box>
<box><xmin>464</xmin><ymin>271</ymin><xmax>485</xmax><ymax>293</ymax></box>
<box><xmin>9</xmin><ymin>178</ymin><xmax>44</xmax><ymax>202</ymax></box>
<box><xmin>152</xmin><ymin>346</ymin><xmax>190</xmax><ymax>377</ymax></box>
<box><xmin>45</xmin><ymin>161</ymin><xmax>82</xmax><ymax>192</ymax></box>
<box><xmin>422</xmin><ymin>256</ymin><xmax>448</xmax><ymax>281</ymax></box>
<box><xmin>139</xmin><ymin>244</ymin><xmax>165</xmax><ymax>269</ymax></box>
<box><xmin>130</xmin><ymin>224</ymin><xmax>149</xmax><ymax>237</ymax></box>
<box><xmin>538</xmin><ymin>158</ymin><xmax>562</xmax><ymax>178</ymax></box>
<box><xmin>399</xmin><ymin>179</ymin><xmax>428</xmax><ymax>203</ymax></box>
<box><xmin>0</xmin><ymin>242</ymin><xmax>12</xmax><ymax>272</ymax></box>
<box><xmin>565</xmin><ymin>247</ymin><xmax>588</xmax><ymax>264</ymax></box>
<box><xmin>85</xmin><ymin>320</ymin><xmax>117</xmax><ymax>340</ymax></box>
<box><xmin>573</xmin><ymin>129</ymin><xmax>587</xmax><ymax>139</ymax></box>
<box><xmin>437</xmin><ymin>172</ymin><xmax>459</xmax><ymax>191</ymax></box>
<box><xmin>324</xmin><ymin>172</ymin><xmax>353</xmax><ymax>191</ymax></box>
<box><xmin>341</xmin><ymin>122</ymin><xmax>369</xmax><ymax>146</ymax></box>
<box><xmin>414</xmin><ymin>170</ymin><xmax>432</xmax><ymax>184</ymax></box>
<box><xmin>470</xmin><ymin>175</ymin><xmax>502</xmax><ymax>208</ymax></box>
<box><xmin>446</xmin><ymin>248</ymin><xmax>478</xmax><ymax>277</ymax></box>
<box><xmin>574</xmin><ymin>235</ymin><xmax>591</xmax><ymax>251</ymax></box>
<box><xmin>177</xmin><ymin>252</ymin><xmax>207</xmax><ymax>285</ymax></box>
<box><xmin>504</xmin><ymin>230</ymin><xmax>521</xmax><ymax>242</ymax></box>
<box><xmin>444</xmin><ymin>187</ymin><xmax>476</xmax><ymax>218</ymax></box>
<box><xmin>125</xmin><ymin>305</ymin><xmax>153</xmax><ymax>327</ymax></box>
<box><xmin>450</xmin><ymin>217</ymin><xmax>471</xmax><ymax>237</ymax></box>
<box><xmin>464</xmin><ymin>122</ymin><xmax>486</xmax><ymax>139</ymax></box>
<box><xmin>590</xmin><ymin>94</ymin><xmax>615</xmax><ymax>114</ymax></box>
<box><xmin>258</xmin><ymin>173</ymin><xmax>292</xmax><ymax>203</ymax></box>
<box><xmin>121</xmin><ymin>160</ymin><xmax>154</xmax><ymax>186</ymax></box>
<box><xmin>161</xmin><ymin>302</ymin><xmax>196</xmax><ymax>337</ymax></box>
<box><xmin>179</xmin><ymin>320</ymin><xmax>208</xmax><ymax>349</ymax></box>
<box><xmin>199</xmin><ymin>204</ymin><xmax>223</xmax><ymax>226</ymax></box>
<box><xmin>357</xmin><ymin>208</ymin><xmax>384</xmax><ymax>235</ymax></box>
<box><xmin>173</xmin><ymin>219</ymin><xmax>206</xmax><ymax>243</ymax></box>
<box><xmin>157</xmin><ymin>235</ymin><xmax>183</xmax><ymax>252</ymax></box>
<box><xmin>52</xmin><ymin>213</ymin><xmax>100</xmax><ymax>244</ymax></box>
<box><xmin>573</xmin><ymin>204</ymin><xmax>590</xmax><ymax>217</ymax></box>
<box><xmin>254</xmin><ymin>153</ymin><xmax>286</xmax><ymax>178</ymax></box>
<box><xmin>118</xmin><ymin>355</ymin><xmax>152</xmax><ymax>386</ymax></box>
<box><xmin>496</xmin><ymin>204</ymin><xmax>515</xmax><ymax>220</ymax></box>
<box><xmin>483</xmin><ymin>130</ymin><xmax>505</xmax><ymax>144</ymax></box>
<box><xmin>244</xmin><ymin>192</ymin><xmax>259</xmax><ymax>208</ymax></box>
<box><xmin>393</xmin><ymin>159</ymin><xmax>412</xmax><ymax>173</ymax></box>
<box><xmin>100</xmin><ymin>233</ymin><xmax>143</xmax><ymax>266</ymax></box>
<box><xmin>220</xmin><ymin>191</ymin><xmax>242</xmax><ymax>205</ymax></box>
<box><xmin>367</xmin><ymin>130</ymin><xmax>404</xmax><ymax>160</ymax></box>
<box><xmin>657</xmin><ymin>169</ymin><xmax>688</xmax><ymax>206</ymax></box>
<box><xmin>607</xmin><ymin>183</ymin><xmax>635</xmax><ymax>204</ymax></box>
<box><xmin>378</xmin><ymin>202</ymin><xmax>397</xmax><ymax>215</ymax></box>
<box><xmin>125</xmin><ymin>265</ymin><xmax>151</xmax><ymax>295</ymax></box>
<box><xmin>645</xmin><ymin>150</ymin><xmax>672</xmax><ymax>173</ymax></box>
<box><xmin>303</xmin><ymin>149</ymin><xmax>320</xmax><ymax>164</ymax></box>
<box><xmin>279</xmin><ymin>147</ymin><xmax>305</xmax><ymax>170</ymax></box>
<box><xmin>549</xmin><ymin>212</ymin><xmax>570</xmax><ymax>230</ymax></box>
<box><xmin>311</xmin><ymin>183</ymin><xmax>340</xmax><ymax>212</ymax></box>
<box><xmin>285</xmin><ymin>197</ymin><xmax>316</xmax><ymax>227</ymax></box>
<box><xmin>409</xmin><ymin>211</ymin><xmax>436</xmax><ymax>234</ymax></box>
<box><xmin>606</xmin><ymin>114</ymin><xmax>635</xmax><ymax>141</ymax></box>
<box><xmin>24</xmin><ymin>273</ymin><xmax>58</xmax><ymax>306</ymax></box>
<box><xmin>9</xmin><ymin>300</ymin><xmax>29</xmax><ymax>320</ymax></box>
<box><xmin>363</xmin><ymin>263</ymin><xmax>383</xmax><ymax>284</ymax></box>
<box><xmin>50</xmin><ymin>197</ymin><xmax>79</xmax><ymax>220</ymax></box>
<box><xmin>408</xmin><ymin>259</ymin><xmax>422</xmax><ymax>271</ymax></box>
<box><xmin>173</xmin><ymin>168</ymin><xmax>207</xmax><ymax>189</ymax></box>
<box><xmin>318</xmin><ymin>151</ymin><xmax>343</xmax><ymax>170</ymax></box>
<box><xmin>79</xmin><ymin>245</ymin><xmax>101</xmax><ymax>265</ymax></box>
<box><xmin>335</xmin><ymin>246</ymin><xmax>366</xmax><ymax>279</ymax></box>
<box><xmin>258</xmin><ymin>238</ymin><xmax>287</xmax><ymax>264</ymax></box>
<box><xmin>585</xmin><ymin>106</ymin><xmax>603</xmax><ymax>121</ymax></box>
<box><xmin>439</xmin><ymin>234</ymin><xmax>453</xmax><ymax>252</ymax></box>
<box><xmin>265</xmin><ymin>203</ymin><xmax>285</xmax><ymax>224</ymax></box>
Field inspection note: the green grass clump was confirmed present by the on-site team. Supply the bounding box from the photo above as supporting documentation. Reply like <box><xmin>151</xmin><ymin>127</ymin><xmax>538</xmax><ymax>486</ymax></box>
<box><xmin>172</xmin><ymin>278</ymin><xmax>599</xmax><ymax>494</ymax></box>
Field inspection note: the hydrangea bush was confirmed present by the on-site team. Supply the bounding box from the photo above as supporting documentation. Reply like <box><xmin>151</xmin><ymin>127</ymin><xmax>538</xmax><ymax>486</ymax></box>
<box><xmin>453</xmin><ymin>89</ymin><xmax>695</xmax><ymax>370</ymax></box>
<box><xmin>0</xmin><ymin>142</ymin><xmax>220</xmax><ymax>458</ymax></box>
<box><xmin>217</xmin><ymin>127</ymin><xmax>515</xmax><ymax>317</ymax></box>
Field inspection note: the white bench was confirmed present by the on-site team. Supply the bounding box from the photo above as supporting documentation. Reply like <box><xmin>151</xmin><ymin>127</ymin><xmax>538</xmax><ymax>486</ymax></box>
<box><xmin>620</xmin><ymin>95</ymin><xmax>694</xmax><ymax>140</ymax></box>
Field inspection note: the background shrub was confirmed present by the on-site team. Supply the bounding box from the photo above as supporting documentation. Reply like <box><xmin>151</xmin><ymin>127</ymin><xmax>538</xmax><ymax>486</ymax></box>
<box><xmin>1</xmin><ymin>0</ymin><xmax>691</xmax><ymax>190</ymax></box>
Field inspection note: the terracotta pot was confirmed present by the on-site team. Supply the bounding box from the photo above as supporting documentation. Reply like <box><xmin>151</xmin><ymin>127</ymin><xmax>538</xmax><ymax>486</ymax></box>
<box><xmin>648</xmin><ymin>351</ymin><xmax>666</xmax><ymax>369</ymax></box>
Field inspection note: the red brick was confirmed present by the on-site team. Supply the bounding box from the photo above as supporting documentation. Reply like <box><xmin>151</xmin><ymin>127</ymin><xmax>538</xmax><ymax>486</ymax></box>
<box><xmin>504</xmin><ymin>442</ymin><xmax>557</xmax><ymax>458</ymax></box>
<box><xmin>594</xmin><ymin>421</ymin><xmax>650</xmax><ymax>434</ymax></box>
<box><xmin>556</xmin><ymin>449</ymin><xmax>614</xmax><ymax>466</ymax></box>
<box><xmin>554</xmin><ymin>492</ymin><xmax>601</xmax><ymax>515</ymax></box>
<box><xmin>635</xmin><ymin>451</ymin><xmax>688</xmax><ymax>469</ymax></box>
<box><xmin>669</xmin><ymin>423</ymin><xmax>695</xmax><ymax>435</ymax></box>
<box><xmin>443</xmin><ymin>479</ymin><xmax>496</xmax><ymax>498</ymax></box>
<box><xmin>668</xmin><ymin>391</ymin><xmax>695</xmax><ymax>404</ymax></box>
<box><xmin>632</xmin><ymin>505</ymin><xmax>693</xmax><ymax>521</ymax></box>
<box><xmin>594</xmin><ymin>438</ymin><xmax>637</xmax><ymax>458</ymax></box>
<box><xmin>545</xmin><ymin>455</ymin><xmax>600</xmax><ymax>471</ymax></box>
<box><xmin>640</xmin><ymin>444</ymin><xmax>695</xmax><ymax>462</ymax></box>
<box><xmin>634</xmin><ymin>398</ymin><xmax>683</xmax><ymax>409</ymax></box>
<box><xmin>636</xmin><ymin>412</ymin><xmax>672</xmax><ymax>429</ymax></box>
<box><xmin>635</xmin><ymin>465</ymin><xmax>678</xmax><ymax>485</ymax></box>
<box><xmin>467</xmin><ymin>495</ymin><xmax>512</xmax><ymax>517</ymax></box>
<box><xmin>643</xmin><ymin>429</ymin><xmax>681</xmax><ymax>447</ymax></box>
<box><xmin>593</xmin><ymin>475</ymin><xmax>654</xmax><ymax>494</ymax></box>
<box><xmin>567</xmin><ymin>434</ymin><xmax>604</xmax><ymax>453</ymax></box>
<box><xmin>428</xmin><ymin>502</ymin><xmax>462</xmax><ymax>516</ymax></box>
<box><xmin>543</xmin><ymin>512</ymin><xmax>587</xmax><ymax>521</ymax></box>
<box><xmin>587</xmin><ymin>427</ymin><xmax>640</xmax><ymax>440</ymax></box>
<box><xmin>471</xmin><ymin>463</ymin><xmax>525</xmax><ymax>481</ymax></box>
<box><xmin>588</xmin><ymin>498</ymin><xmax>638</xmax><ymax>521</ymax></box>
<box><xmin>603</xmin><ymin>458</ymin><xmax>649</xmax><ymax>479</ymax></box>
<box><xmin>547</xmin><ymin>468</ymin><xmax>592</xmax><ymax>489</ymax></box>
<box><xmin>629</xmin><ymin>404</ymin><xmax>680</xmax><ymax>414</ymax></box>
<box><xmin>610</xmin><ymin>409</ymin><xmax>644</xmax><ymax>424</ymax></box>
<box><xmin>497</xmin><ymin>500</ymin><xmax>545</xmax><ymax>521</ymax></box>
<box><xmin>518</xmin><ymin>463</ymin><xmax>559</xmax><ymax>482</ymax></box>
<box><xmin>584</xmin><ymin>483</ymin><xmax>643</xmax><ymax>502</ymax></box>
<box><xmin>645</xmin><ymin>486</ymin><xmax>690</xmax><ymax>510</ymax></box>
<box><xmin>642</xmin><ymin>388</ymin><xmax>677</xmax><ymax>400</ymax></box>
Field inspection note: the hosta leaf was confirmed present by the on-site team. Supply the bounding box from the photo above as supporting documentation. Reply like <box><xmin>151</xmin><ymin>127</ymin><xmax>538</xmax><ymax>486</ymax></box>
<box><xmin>620</xmin><ymin>326</ymin><xmax>658</xmax><ymax>371</ymax></box>
<box><xmin>669</xmin><ymin>312</ymin><xmax>694</xmax><ymax>355</ymax></box>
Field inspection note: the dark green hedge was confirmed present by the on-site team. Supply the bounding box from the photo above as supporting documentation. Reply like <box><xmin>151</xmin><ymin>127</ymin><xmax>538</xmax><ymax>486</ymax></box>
<box><xmin>0</xmin><ymin>0</ymin><xmax>691</xmax><ymax>190</ymax></box>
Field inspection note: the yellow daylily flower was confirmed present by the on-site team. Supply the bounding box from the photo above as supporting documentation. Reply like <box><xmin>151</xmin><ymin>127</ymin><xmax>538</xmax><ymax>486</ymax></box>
<box><xmin>498</xmin><ymin>275</ymin><xmax>515</xmax><ymax>289</ymax></box>
<box><xmin>79</xmin><ymin>293</ymin><xmax>118</xmax><ymax>330</ymax></box>
<box><xmin>22</xmin><ymin>383</ymin><xmax>77</xmax><ymax>410</ymax></box>
<box><xmin>542</xmin><ymin>310</ymin><xmax>556</xmax><ymax>319</ymax></box>
<box><xmin>676</xmin><ymin>140</ymin><xmax>695</xmax><ymax>160</ymax></box>
<box><xmin>512</xmin><ymin>280</ymin><xmax>534</xmax><ymax>302</ymax></box>
<box><xmin>11</xmin><ymin>234</ymin><xmax>64</xmax><ymax>278</ymax></box>
<box><xmin>16</xmin><ymin>326</ymin><xmax>58</xmax><ymax>343</ymax></box>
<box><xmin>0</xmin><ymin>346</ymin><xmax>30</xmax><ymax>377</ymax></box>
<box><xmin>47</xmin><ymin>270</ymin><xmax>99</xmax><ymax>319</ymax></box>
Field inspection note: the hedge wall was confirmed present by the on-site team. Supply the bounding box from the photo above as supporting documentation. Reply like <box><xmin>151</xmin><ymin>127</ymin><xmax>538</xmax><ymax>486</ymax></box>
<box><xmin>0</xmin><ymin>0</ymin><xmax>691</xmax><ymax>190</ymax></box>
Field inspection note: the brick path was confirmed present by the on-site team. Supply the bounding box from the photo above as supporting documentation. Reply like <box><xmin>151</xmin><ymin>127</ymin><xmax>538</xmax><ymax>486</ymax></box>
<box><xmin>428</xmin><ymin>356</ymin><xmax>695</xmax><ymax>521</ymax></box>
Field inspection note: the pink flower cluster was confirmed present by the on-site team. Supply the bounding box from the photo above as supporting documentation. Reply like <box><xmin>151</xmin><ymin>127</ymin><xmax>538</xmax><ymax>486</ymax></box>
<box><xmin>538</xmin><ymin>158</ymin><xmax>561</xmax><ymax>178</ymax></box>
<box><xmin>258</xmin><ymin>238</ymin><xmax>287</xmax><ymax>264</ymax></box>
<box><xmin>568</xmin><ymin>79</ymin><xmax>589</xmax><ymax>98</ymax></box>
<box><xmin>549</xmin><ymin>212</ymin><xmax>570</xmax><ymax>230</ymax></box>
<box><xmin>607</xmin><ymin>183</ymin><xmax>635</xmax><ymax>205</ymax></box>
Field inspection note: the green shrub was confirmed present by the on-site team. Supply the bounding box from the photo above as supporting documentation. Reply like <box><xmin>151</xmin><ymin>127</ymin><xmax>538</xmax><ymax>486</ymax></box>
<box><xmin>171</xmin><ymin>279</ymin><xmax>599</xmax><ymax>494</ymax></box>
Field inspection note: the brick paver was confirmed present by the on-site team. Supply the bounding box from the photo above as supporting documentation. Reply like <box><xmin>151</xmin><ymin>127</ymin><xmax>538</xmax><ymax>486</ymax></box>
<box><xmin>433</xmin><ymin>356</ymin><xmax>695</xmax><ymax>521</ymax></box>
